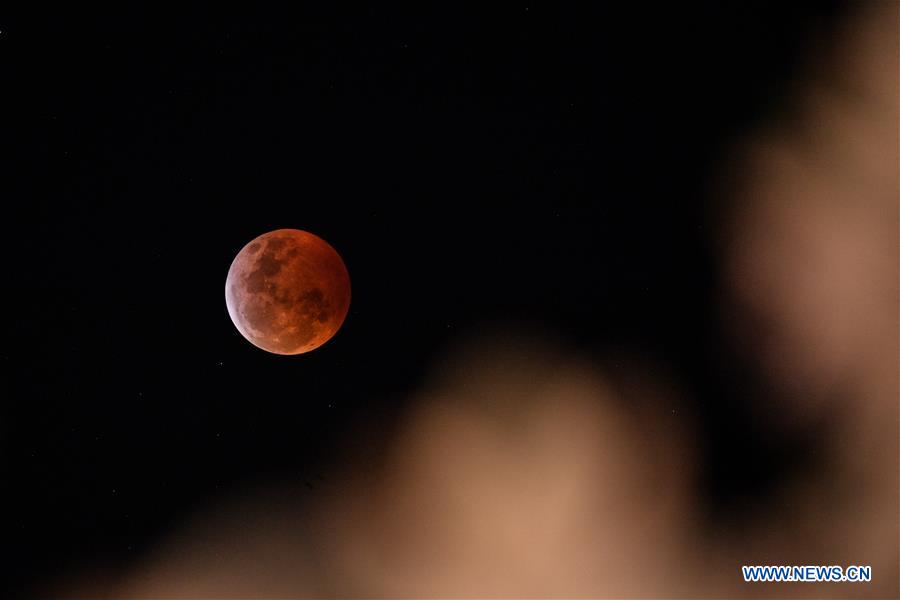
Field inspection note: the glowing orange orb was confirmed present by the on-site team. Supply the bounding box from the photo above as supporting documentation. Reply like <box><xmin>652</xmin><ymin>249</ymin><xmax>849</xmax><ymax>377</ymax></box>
<box><xmin>225</xmin><ymin>229</ymin><xmax>351</xmax><ymax>354</ymax></box>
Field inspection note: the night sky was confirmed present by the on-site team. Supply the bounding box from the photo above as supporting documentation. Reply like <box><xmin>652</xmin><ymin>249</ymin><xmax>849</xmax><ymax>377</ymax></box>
<box><xmin>5</xmin><ymin>4</ymin><xmax>847</xmax><ymax>593</ymax></box>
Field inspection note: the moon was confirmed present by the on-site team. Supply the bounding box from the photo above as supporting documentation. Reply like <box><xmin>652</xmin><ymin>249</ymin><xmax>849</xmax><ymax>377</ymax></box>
<box><xmin>225</xmin><ymin>229</ymin><xmax>351</xmax><ymax>355</ymax></box>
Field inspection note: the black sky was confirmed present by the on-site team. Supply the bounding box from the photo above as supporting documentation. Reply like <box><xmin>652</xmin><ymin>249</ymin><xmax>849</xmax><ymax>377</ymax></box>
<box><xmin>4</xmin><ymin>3</ymin><xmax>846</xmax><ymax>593</ymax></box>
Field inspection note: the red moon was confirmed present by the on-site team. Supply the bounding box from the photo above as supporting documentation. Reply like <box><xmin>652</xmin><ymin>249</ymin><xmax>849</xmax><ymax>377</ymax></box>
<box><xmin>225</xmin><ymin>229</ymin><xmax>351</xmax><ymax>355</ymax></box>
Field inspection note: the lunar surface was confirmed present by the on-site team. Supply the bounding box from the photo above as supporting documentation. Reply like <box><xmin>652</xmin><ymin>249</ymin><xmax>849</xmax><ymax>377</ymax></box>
<box><xmin>225</xmin><ymin>229</ymin><xmax>351</xmax><ymax>354</ymax></box>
